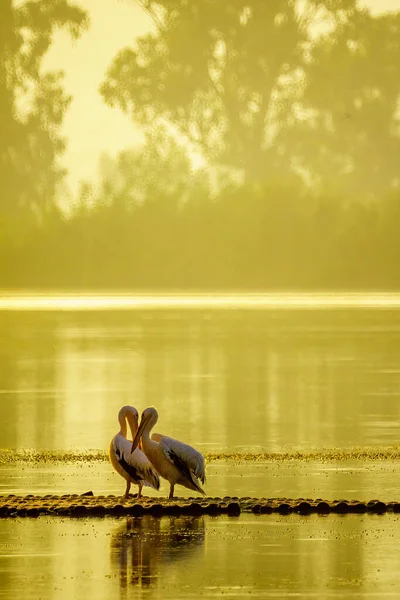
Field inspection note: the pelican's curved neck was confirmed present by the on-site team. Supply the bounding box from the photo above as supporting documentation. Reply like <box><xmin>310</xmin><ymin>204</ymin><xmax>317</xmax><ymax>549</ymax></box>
<box><xmin>118</xmin><ymin>411</ymin><xmax>128</xmax><ymax>438</ymax></box>
<box><xmin>126</xmin><ymin>413</ymin><xmax>138</xmax><ymax>440</ymax></box>
<box><xmin>141</xmin><ymin>422</ymin><xmax>153</xmax><ymax>441</ymax></box>
<box><xmin>141</xmin><ymin>413</ymin><xmax>157</xmax><ymax>443</ymax></box>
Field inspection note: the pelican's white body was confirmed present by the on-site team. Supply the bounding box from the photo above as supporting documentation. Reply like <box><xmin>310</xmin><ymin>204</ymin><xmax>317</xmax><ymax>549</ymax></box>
<box><xmin>110</xmin><ymin>406</ymin><xmax>160</xmax><ymax>497</ymax></box>
<box><xmin>132</xmin><ymin>408</ymin><xmax>206</xmax><ymax>499</ymax></box>
<box><xmin>151</xmin><ymin>433</ymin><xmax>206</xmax><ymax>484</ymax></box>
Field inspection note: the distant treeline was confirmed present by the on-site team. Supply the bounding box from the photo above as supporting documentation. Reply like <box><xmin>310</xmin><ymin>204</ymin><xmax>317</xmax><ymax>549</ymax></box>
<box><xmin>2</xmin><ymin>175</ymin><xmax>400</xmax><ymax>290</ymax></box>
<box><xmin>2</xmin><ymin>0</ymin><xmax>400</xmax><ymax>290</ymax></box>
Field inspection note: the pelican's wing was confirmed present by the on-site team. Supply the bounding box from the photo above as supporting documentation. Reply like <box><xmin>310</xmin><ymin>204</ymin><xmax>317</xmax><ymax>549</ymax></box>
<box><xmin>155</xmin><ymin>434</ymin><xmax>206</xmax><ymax>485</ymax></box>
<box><xmin>113</xmin><ymin>434</ymin><xmax>160</xmax><ymax>490</ymax></box>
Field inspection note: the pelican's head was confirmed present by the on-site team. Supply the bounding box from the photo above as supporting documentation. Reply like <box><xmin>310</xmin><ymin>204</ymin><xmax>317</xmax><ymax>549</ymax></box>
<box><xmin>131</xmin><ymin>407</ymin><xmax>159</xmax><ymax>453</ymax></box>
<box><xmin>119</xmin><ymin>405</ymin><xmax>139</xmax><ymax>432</ymax></box>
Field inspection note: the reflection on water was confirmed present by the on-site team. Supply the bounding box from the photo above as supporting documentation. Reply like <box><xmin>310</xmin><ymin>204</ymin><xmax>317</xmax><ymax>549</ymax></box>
<box><xmin>110</xmin><ymin>516</ymin><xmax>205</xmax><ymax>589</ymax></box>
<box><xmin>1</xmin><ymin>300</ymin><xmax>400</xmax><ymax>452</ymax></box>
<box><xmin>1</xmin><ymin>515</ymin><xmax>400</xmax><ymax>600</ymax></box>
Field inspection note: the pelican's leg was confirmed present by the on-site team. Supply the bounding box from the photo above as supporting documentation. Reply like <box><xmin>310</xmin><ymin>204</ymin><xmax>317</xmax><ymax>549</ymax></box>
<box><xmin>124</xmin><ymin>480</ymin><xmax>131</xmax><ymax>499</ymax></box>
<box><xmin>168</xmin><ymin>484</ymin><xmax>175</xmax><ymax>500</ymax></box>
<box><xmin>138</xmin><ymin>483</ymin><xmax>143</xmax><ymax>499</ymax></box>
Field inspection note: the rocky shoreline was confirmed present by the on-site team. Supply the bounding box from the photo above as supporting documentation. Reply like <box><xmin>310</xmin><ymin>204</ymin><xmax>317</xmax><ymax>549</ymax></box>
<box><xmin>0</xmin><ymin>494</ymin><xmax>398</xmax><ymax>518</ymax></box>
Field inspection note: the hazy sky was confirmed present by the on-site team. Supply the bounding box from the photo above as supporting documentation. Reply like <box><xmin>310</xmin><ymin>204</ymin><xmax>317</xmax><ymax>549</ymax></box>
<box><xmin>44</xmin><ymin>0</ymin><xmax>154</xmax><ymax>194</ymax></box>
<box><xmin>43</xmin><ymin>0</ymin><xmax>400</xmax><ymax>195</ymax></box>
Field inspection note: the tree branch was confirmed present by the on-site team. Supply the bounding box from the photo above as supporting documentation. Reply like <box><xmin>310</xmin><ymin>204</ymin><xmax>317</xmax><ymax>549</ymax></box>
<box><xmin>134</xmin><ymin>0</ymin><xmax>165</xmax><ymax>31</ymax></box>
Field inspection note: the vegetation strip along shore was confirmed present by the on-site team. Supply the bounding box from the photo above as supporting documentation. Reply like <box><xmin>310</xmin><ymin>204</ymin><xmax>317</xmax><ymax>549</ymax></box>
<box><xmin>1</xmin><ymin>447</ymin><xmax>400</xmax><ymax>465</ymax></box>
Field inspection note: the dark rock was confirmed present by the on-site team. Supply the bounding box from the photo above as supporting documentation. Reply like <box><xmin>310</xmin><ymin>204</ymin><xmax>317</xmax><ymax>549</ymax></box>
<box><xmin>110</xmin><ymin>504</ymin><xmax>127</xmax><ymax>516</ymax></box>
<box><xmin>148</xmin><ymin>504</ymin><xmax>164</xmax><ymax>516</ymax></box>
<box><xmin>184</xmin><ymin>502</ymin><xmax>203</xmax><ymax>516</ymax></box>
<box><xmin>295</xmin><ymin>502</ymin><xmax>314</xmax><ymax>515</ymax></box>
<box><xmin>226</xmin><ymin>502</ymin><xmax>241</xmax><ymax>516</ymax></box>
<box><xmin>55</xmin><ymin>507</ymin><xmax>70</xmax><ymax>516</ymax></box>
<box><xmin>162</xmin><ymin>504</ymin><xmax>181</xmax><ymax>516</ymax></box>
<box><xmin>316</xmin><ymin>502</ymin><xmax>331</xmax><ymax>514</ymax></box>
<box><xmin>259</xmin><ymin>504</ymin><xmax>273</xmax><ymax>514</ymax></box>
<box><xmin>126</xmin><ymin>504</ymin><xmax>143</xmax><ymax>517</ymax></box>
<box><xmin>369</xmin><ymin>501</ymin><xmax>387</xmax><ymax>514</ymax></box>
<box><xmin>332</xmin><ymin>502</ymin><xmax>349</xmax><ymax>514</ymax></box>
<box><xmin>85</xmin><ymin>505</ymin><xmax>104</xmax><ymax>517</ymax></box>
<box><xmin>70</xmin><ymin>505</ymin><xmax>88</xmax><ymax>517</ymax></box>
<box><xmin>277</xmin><ymin>503</ymin><xmax>292</xmax><ymax>514</ymax></box>
<box><xmin>204</xmin><ymin>503</ymin><xmax>221</xmax><ymax>515</ymax></box>
<box><xmin>350</xmin><ymin>503</ymin><xmax>367</xmax><ymax>514</ymax></box>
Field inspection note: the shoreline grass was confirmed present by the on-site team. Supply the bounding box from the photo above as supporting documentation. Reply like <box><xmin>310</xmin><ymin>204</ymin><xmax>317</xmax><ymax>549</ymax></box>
<box><xmin>1</xmin><ymin>446</ymin><xmax>400</xmax><ymax>465</ymax></box>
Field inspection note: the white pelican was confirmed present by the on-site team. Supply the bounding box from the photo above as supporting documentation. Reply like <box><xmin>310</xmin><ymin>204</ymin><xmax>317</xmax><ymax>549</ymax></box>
<box><xmin>131</xmin><ymin>407</ymin><xmax>206</xmax><ymax>499</ymax></box>
<box><xmin>110</xmin><ymin>405</ymin><xmax>160</xmax><ymax>498</ymax></box>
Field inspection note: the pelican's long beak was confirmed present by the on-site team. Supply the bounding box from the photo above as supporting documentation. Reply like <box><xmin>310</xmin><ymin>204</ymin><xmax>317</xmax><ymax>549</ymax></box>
<box><xmin>134</xmin><ymin>416</ymin><xmax>143</xmax><ymax>450</ymax></box>
<box><xmin>131</xmin><ymin>414</ymin><xmax>149</xmax><ymax>453</ymax></box>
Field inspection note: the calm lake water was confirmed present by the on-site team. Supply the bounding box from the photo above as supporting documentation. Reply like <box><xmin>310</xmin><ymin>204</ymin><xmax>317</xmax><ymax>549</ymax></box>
<box><xmin>1</xmin><ymin>293</ymin><xmax>400</xmax><ymax>452</ymax></box>
<box><xmin>2</xmin><ymin>514</ymin><xmax>400</xmax><ymax>600</ymax></box>
<box><xmin>1</xmin><ymin>294</ymin><xmax>400</xmax><ymax>600</ymax></box>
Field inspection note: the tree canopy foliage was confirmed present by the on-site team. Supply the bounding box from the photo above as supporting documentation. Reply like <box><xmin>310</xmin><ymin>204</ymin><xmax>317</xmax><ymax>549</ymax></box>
<box><xmin>2</xmin><ymin>0</ymin><xmax>400</xmax><ymax>291</ymax></box>
<box><xmin>101</xmin><ymin>0</ymin><xmax>400</xmax><ymax>197</ymax></box>
<box><xmin>0</xmin><ymin>0</ymin><xmax>88</xmax><ymax>224</ymax></box>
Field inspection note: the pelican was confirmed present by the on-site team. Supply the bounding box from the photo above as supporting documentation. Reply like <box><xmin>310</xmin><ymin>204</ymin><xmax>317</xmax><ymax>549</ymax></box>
<box><xmin>131</xmin><ymin>407</ymin><xmax>206</xmax><ymax>499</ymax></box>
<box><xmin>110</xmin><ymin>405</ymin><xmax>160</xmax><ymax>498</ymax></box>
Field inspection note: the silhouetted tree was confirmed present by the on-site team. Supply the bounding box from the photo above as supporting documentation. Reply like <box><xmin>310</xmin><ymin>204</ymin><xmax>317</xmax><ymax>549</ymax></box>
<box><xmin>3</xmin><ymin>1</ymin><xmax>400</xmax><ymax>291</ymax></box>
<box><xmin>288</xmin><ymin>9</ymin><xmax>400</xmax><ymax>197</ymax></box>
<box><xmin>101</xmin><ymin>0</ymin><xmax>360</xmax><ymax>184</ymax></box>
<box><xmin>101</xmin><ymin>1</ymin><xmax>400</xmax><ymax>197</ymax></box>
<box><xmin>94</xmin><ymin>128</ymin><xmax>207</xmax><ymax>210</ymax></box>
<box><xmin>0</xmin><ymin>0</ymin><xmax>88</xmax><ymax>224</ymax></box>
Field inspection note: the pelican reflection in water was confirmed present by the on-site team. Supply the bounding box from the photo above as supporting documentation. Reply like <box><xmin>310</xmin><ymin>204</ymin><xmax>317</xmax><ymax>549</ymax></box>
<box><xmin>110</xmin><ymin>516</ymin><xmax>205</xmax><ymax>588</ymax></box>
<box><xmin>131</xmin><ymin>407</ymin><xmax>206</xmax><ymax>499</ymax></box>
<box><xmin>110</xmin><ymin>405</ymin><xmax>160</xmax><ymax>498</ymax></box>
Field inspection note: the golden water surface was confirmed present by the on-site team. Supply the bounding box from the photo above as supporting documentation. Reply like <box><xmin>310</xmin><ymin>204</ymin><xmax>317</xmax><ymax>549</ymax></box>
<box><xmin>1</xmin><ymin>294</ymin><xmax>400</xmax><ymax>600</ymax></box>
<box><xmin>1</xmin><ymin>293</ymin><xmax>400</xmax><ymax>452</ymax></box>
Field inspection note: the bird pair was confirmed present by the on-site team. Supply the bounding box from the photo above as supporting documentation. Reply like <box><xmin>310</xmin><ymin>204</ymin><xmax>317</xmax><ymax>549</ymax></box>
<box><xmin>110</xmin><ymin>406</ymin><xmax>206</xmax><ymax>500</ymax></box>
